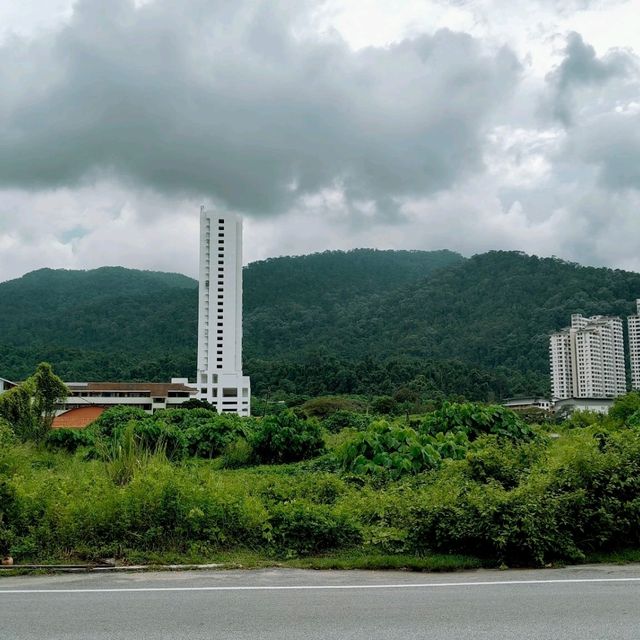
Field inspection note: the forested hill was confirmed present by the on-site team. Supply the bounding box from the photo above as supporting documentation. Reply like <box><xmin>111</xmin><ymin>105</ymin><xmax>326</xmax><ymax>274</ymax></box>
<box><xmin>1</xmin><ymin>250</ymin><xmax>639</xmax><ymax>400</ymax></box>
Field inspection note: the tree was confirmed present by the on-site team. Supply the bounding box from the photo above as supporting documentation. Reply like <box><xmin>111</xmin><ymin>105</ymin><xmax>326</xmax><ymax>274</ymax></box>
<box><xmin>0</xmin><ymin>385</ymin><xmax>36</xmax><ymax>441</ymax></box>
<box><xmin>27</xmin><ymin>363</ymin><xmax>69</xmax><ymax>440</ymax></box>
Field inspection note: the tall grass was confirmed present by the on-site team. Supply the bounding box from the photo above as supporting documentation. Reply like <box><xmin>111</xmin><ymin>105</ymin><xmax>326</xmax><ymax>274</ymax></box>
<box><xmin>97</xmin><ymin>422</ymin><xmax>167</xmax><ymax>486</ymax></box>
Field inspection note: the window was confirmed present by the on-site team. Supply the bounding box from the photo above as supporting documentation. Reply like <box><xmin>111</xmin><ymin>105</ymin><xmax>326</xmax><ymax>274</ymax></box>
<box><xmin>223</xmin><ymin>388</ymin><xmax>238</xmax><ymax>397</ymax></box>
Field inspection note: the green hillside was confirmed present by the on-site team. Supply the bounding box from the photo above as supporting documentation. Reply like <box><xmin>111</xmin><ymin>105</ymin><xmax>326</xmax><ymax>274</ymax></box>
<box><xmin>1</xmin><ymin>249</ymin><xmax>639</xmax><ymax>400</ymax></box>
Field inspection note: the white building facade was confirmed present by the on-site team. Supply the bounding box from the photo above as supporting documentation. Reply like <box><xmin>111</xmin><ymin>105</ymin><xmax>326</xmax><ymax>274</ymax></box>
<box><xmin>549</xmin><ymin>330</ymin><xmax>573</xmax><ymax>400</ymax></box>
<box><xmin>550</xmin><ymin>313</ymin><xmax>627</xmax><ymax>400</ymax></box>
<box><xmin>629</xmin><ymin>299</ymin><xmax>640</xmax><ymax>391</ymax></box>
<box><xmin>196</xmin><ymin>208</ymin><xmax>251</xmax><ymax>415</ymax></box>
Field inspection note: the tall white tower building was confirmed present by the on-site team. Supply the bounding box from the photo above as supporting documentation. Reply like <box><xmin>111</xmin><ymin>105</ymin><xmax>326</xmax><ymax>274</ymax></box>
<box><xmin>550</xmin><ymin>313</ymin><xmax>626</xmax><ymax>400</ymax></box>
<box><xmin>629</xmin><ymin>299</ymin><xmax>640</xmax><ymax>391</ymax></box>
<box><xmin>196</xmin><ymin>208</ymin><xmax>251</xmax><ymax>415</ymax></box>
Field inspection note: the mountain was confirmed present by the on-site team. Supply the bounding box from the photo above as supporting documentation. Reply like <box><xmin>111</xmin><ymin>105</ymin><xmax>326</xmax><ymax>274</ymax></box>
<box><xmin>1</xmin><ymin>250</ymin><xmax>639</xmax><ymax>400</ymax></box>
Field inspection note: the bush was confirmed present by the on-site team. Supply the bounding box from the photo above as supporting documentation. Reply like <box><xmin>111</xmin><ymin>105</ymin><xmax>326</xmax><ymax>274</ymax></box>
<box><xmin>0</xmin><ymin>418</ymin><xmax>16</xmax><ymax>448</ymax></box>
<box><xmin>220</xmin><ymin>438</ymin><xmax>253</xmax><ymax>469</ymax></box>
<box><xmin>184</xmin><ymin>413</ymin><xmax>250</xmax><ymax>459</ymax></box>
<box><xmin>46</xmin><ymin>428</ymin><xmax>95</xmax><ymax>453</ymax></box>
<box><xmin>88</xmin><ymin>406</ymin><xmax>149</xmax><ymax>439</ymax></box>
<box><xmin>301</xmin><ymin>396</ymin><xmax>364</xmax><ymax>418</ymax></box>
<box><xmin>269</xmin><ymin>500</ymin><xmax>361</xmax><ymax>556</ymax></box>
<box><xmin>338</xmin><ymin>421</ymin><xmax>468</xmax><ymax>479</ymax></box>
<box><xmin>251</xmin><ymin>411</ymin><xmax>325</xmax><ymax>464</ymax></box>
<box><xmin>609</xmin><ymin>392</ymin><xmax>640</xmax><ymax>424</ymax></box>
<box><xmin>422</xmin><ymin>402</ymin><xmax>533</xmax><ymax>441</ymax></box>
<box><xmin>323</xmin><ymin>410</ymin><xmax>371</xmax><ymax>433</ymax></box>
<box><xmin>464</xmin><ymin>436</ymin><xmax>547</xmax><ymax>490</ymax></box>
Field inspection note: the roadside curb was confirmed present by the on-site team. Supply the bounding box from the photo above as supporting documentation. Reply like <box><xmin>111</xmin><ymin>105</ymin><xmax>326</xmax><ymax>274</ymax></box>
<box><xmin>0</xmin><ymin>563</ymin><xmax>226</xmax><ymax>574</ymax></box>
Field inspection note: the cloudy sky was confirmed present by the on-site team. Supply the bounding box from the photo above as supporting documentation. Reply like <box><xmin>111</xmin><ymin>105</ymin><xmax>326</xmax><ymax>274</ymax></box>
<box><xmin>0</xmin><ymin>0</ymin><xmax>639</xmax><ymax>281</ymax></box>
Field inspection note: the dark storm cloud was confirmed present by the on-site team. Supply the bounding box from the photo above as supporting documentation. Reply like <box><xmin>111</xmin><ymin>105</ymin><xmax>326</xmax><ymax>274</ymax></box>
<box><xmin>0</xmin><ymin>0</ymin><xmax>520</xmax><ymax>215</ymax></box>
<box><xmin>546</xmin><ymin>32</ymin><xmax>634</xmax><ymax>125</ymax></box>
<box><xmin>545</xmin><ymin>33</ymin><xmax>640</xmax><ymax>192</ymax></box>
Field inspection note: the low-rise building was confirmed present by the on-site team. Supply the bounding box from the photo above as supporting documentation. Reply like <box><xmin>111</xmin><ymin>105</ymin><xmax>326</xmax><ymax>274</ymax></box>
<box><xmin>58</xmin><ymin>379</ymin><xmax>197</xmax><ymax>415</ymax></box>
<box><xmin>554</xmin><ymin>397</ymin><xmax>615</xmax><ymax>415</ymax></box>
<box><xmin>0</xmin><ymin>377</ymin><xmax>17</xmax><ymax>395</ymax></box>
<box><xmin>502</xmin><ymin>397</ymin><xmax>553</xmax><ymax>411</ymax></box>
<box><xmin>51</xmin><ymin>379</ymin><xmax>197</xmax><ymax>428</ymax></box>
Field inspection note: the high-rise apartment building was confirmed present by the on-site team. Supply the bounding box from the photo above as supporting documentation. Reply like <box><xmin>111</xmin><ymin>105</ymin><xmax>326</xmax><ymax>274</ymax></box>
<box><xmin>549</xmin><ymin>329</ymin><xmax>573</xmax><ymax>400</ymax></box>
<box><xmin>550</xmin><ymin>313</ymin><xmax>626</xmax><ymax>400</ymax></box>
<box><xmin>629</xmin><ymin>299</ymin><xmax>640</xmax><ymax>390</ymax></box>
<box><xmin>196</xmin><ymin>208</ymin><xmax>251</xmax><ymax>415</ymax></box>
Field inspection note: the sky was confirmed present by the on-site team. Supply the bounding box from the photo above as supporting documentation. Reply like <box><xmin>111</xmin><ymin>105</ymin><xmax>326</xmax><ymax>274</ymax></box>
<box><xmin>0</xmin><ymin>0</ymin><xmax>639</xmax><ymax>282</ymax></box>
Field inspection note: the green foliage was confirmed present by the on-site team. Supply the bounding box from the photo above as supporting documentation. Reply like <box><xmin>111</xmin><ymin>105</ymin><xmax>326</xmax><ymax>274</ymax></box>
<box><xmin>371</xmin><ymin>396</ymin><xmax>397</xmax><ymax>415</ymax></box>
<box><xmin>251</xmin><ymin>411</ymin><xmax>325</xmax><ymax>464</ymax></box>
<box><xmin>45</xmin><ymin>428</ymin><xmax>94</xmax><ymax>453</ymax></box>
<box><xmin>322</xmin><ymin>410</ymin><xmax>372</xmax><ymax>433</ymax></box>
<box><xmin>301</xmin><ymin>396</ymin><xmax>365</xmax><ymax>418</ymax></box>
<box><xmin>338</xmin><ymin>420</ymin><xmax>468</xmax><ymax>479</ymax></box>
<box><xmin>464</xmin><ymin>436</ymin><xmax>547</xmax><ymax>490</ymax></box>
<box><xmin>5</xmin><ymin>390</ymin><xmax>640</xmax><ymax>567</ymax></box>
<box><xmin>29</xmin><ymin>362</ymin><xmax>69</xmax><ymax>436</ymax></box>
<box><xmin>97</xmin><ymin>422</ymin><xmax>167</xmax><ymax>486</ymax></box>
<box><xmin>0</xmin><ymin>385</ymin><xmax>36</xmax><ymax>441</ymax></box>
<box><xmin>220</xmin><ymin>438</ymin><xmax>254</xmax><ymax>469</ymax></box>
<box><xmin>10</xmin><ymin>250</ymin><xmax>638</xmax><ymax>400</ymax></box>
<box><xmin>0</xmin><ymin>417</ymin><xmax>17</xmax><ymax>448</ymax></box>
<box><xmin>609</xmin><ymin>392</ymin><xmax>640</xmax><ymax>424</ymax></box>
<box><xmin>88</xmin><ymin>406</ymin><xmax>150</xmax><ymax>439</ymax></box>
<box><xmin>88</xmin><ymin>407</ymin><xmax>251</xmax><ymax>461</ymax></box>
<box><xmin>269</xmin><ymin>500</ymin><xmax>361</xmax><ymax>556</ymax></box>
<box><xmin>422</xmin><ymin>402</ymin><xmax>533</xmax><ymax>441</ymax></box>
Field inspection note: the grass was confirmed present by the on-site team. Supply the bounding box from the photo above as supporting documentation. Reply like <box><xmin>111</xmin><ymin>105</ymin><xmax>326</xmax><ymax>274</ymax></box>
<box><xmin>583</xmin><ymin>549</ymin><xmax>640</xmax><ymax>565</ymax></box>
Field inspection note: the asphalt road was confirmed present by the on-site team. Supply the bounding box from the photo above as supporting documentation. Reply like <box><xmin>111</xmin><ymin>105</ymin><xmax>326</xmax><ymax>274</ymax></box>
<box><xmin>1</xmin><ymin>564</ymin><xmax>640</xmax><ymax>639</ymax></box>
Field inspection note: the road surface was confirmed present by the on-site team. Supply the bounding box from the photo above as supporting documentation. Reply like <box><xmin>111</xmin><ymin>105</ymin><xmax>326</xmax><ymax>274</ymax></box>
<box><xmin>1</xmin><ymin>564</ymin><xmax>639</xmax><ymax>639</ymax></box>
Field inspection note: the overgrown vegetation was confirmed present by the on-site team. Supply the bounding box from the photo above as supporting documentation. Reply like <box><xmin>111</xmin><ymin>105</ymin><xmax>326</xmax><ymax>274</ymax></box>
<box><xmin>3</xmin><ymin>385</ymin><xmax>640</xmax><ymax>567</ymax></box>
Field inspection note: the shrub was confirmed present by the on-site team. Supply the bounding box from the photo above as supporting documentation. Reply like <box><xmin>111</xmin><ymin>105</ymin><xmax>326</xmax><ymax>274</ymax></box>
<box><xmin>464</xmin><ymin>436</ymin><xmax>547</xmax><ymax>490</ymax></box>
<box><xmin>422</xmin><ymin>402</ymin><xmax>533</xmax><ymax>441</ymax></box>
<box><xmin>0</xmin><ymin>385</ymin><xmax>36</xmax><ymax>441</ymax></box>
<box><xmin>220</xmin><ymin>438</ymin><xmax>253</xmax><ymax>469</ymax></box>
<box><xmin>0</xmin><ymin>418</ymin><xmax>16</xmax><ymax>448</ymax></box>
<box><xmin>371</xmin><ymin>396</ymin><xmax>397</xmax><ymax>415</ymax></box>
<box><xmin>301</xmin><ymin>396</ymin><xmax>364</xmax><ymax>418</ymax></box>
<box><xmin>338</xmin><ymin>420</ymin><xmax>468</xmax><ymax>479</ymax></box>
<box><xmin>269</xmin><ymin>500</ymin><xmax>361</xmax><ymax>556</ymax></box>
<box><xmin>89</xmin><ymin>406</ymin><xmax>149</xmax><ymax>439</ymax></box>
<box><xmin>609</xmin><ymin>392</ymin><xmax>640</xmax><ymax>424</ymax></box>
<box><xmin>46</xmin><ymin>428</ymin><xmax>95</xmax><ymax>453</ymax></box>
<box><xmin>185</xmin><ymin>413</ymin><xmax>250</xmax><ymax>459</ymax></box>
<box><xmin>323</xmin><ymin>410</ymin><xmax>371</xmax><ymax>433</ymax></box>
<box><xmin>251</xmin><ymin>411</ymin><xmax>325</xmax><ymax>464</ymax></box>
